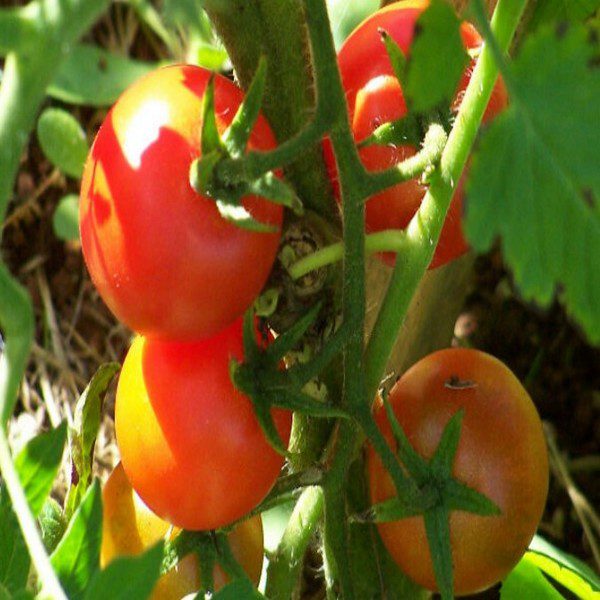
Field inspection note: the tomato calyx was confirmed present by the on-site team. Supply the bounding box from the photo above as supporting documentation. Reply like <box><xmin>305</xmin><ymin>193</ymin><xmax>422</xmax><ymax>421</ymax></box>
<box><xmin>189</xmin><ymin>60</ymin><xmax>303</xmax><ymax>231</ymax></box>
<box><xmin>231</xmin><ymin>307</ymin><xmax>351</xmax><ymax>456</ymax></box>
<box><xmin>356</xmin><ymin>400</ymin><xmax>500</xmax><ymax>600</ymax></box>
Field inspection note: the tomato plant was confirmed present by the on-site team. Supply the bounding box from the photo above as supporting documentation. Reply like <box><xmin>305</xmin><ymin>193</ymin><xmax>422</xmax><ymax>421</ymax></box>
<box><xmin>101</xmin><ymin>462</ymin><xmax>264</xmax><ymax>598</ymax></box>
<box><xmin>79</xmin><ymin>65</ymin><xmax>283</xmax><ymax>340</ymax></box>
<box><xmin>115</xmin><ymin>318</ymin><xmax>292</xmax><ymax>531</ymax></box>
<box><xmin>324</xmin><ymin>0</ymin><xmax>508</xmax><ymax>268</ymax></box>
<box><xmin>367</xmin><ymin>348</ymin><xmax>549</xmax><ymax>595</ymax></box>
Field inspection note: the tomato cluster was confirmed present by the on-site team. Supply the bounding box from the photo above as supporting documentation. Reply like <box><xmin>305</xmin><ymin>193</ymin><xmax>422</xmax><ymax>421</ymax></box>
<box><xmin>81</xmin><ymin>65</ymin><xmax>291</xmax><ymax>539</ymax></box>
<box><xmin>324</xmin><ymin>0</ymin><xmax>508</xmax><ymax>268</ymax></box>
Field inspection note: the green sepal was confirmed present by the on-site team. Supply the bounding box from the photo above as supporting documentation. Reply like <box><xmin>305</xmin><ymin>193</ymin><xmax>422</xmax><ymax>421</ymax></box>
<box><xmin>270</xmin><ymin>389</ymin><xmax>350</xmax><ymax>419</ymax></box>
<box><xmin>358</xmin><ymin>114</ymin><xmax>422</xmax><ymax>149</ymax></box>
<box><xmin>424</xmin><ymin>505</ymin><xmax>454</xmax><ymax>600</ymax></box>
<box><xmin>224</xmin><ymin>56</ymin><xmax>268</xmax><ymax>157</ymax></box>
<box><xmin>350</xmin><ymin>496</ymin><xmax>422</xmax><ymax>524</ymax></box>
<box><xmin>190</xmin><ymin>151</ymin><xmax>222</xmax><ymax>196</ymax></box>
<box><xmin>214</xmin><ymin>532</ymin><xmax>250</xmax><ymax>582</ymax></box>
<box><xmin>215</xmin><ymin>199</ymin><xmax>278</xmax><ymax>233</ymax></box>
<box><xmin>430</xmin><ymin>409</ymin><xmax>465</xmax><ymax>476</ymax></box>
<box><xmin>444</xmin><ymin>478</ymin><xmax>501</xmax><ymax>517</ymax></box>
<box><xmin>380</xmin><ymin>28</ymin><xmax>407</xmax><ymax>90</ymax></box>
<box><xmin>241</xmin><ymin>308</ymin><xmax>262</xmax><ymax>365</ymax></box>
<box><xmin>247</xmin><ymin>172</ymin><xmax>304</xmax><ymax>215</ymax></box>
<box><xmin>251</xmin><ymin>399</ymin><xmax>291</xmax><ymax>459</ymax></box>
<box><xmin>200</xmin><ymin>74</ymin><xmax>225</xmax><ymax>155</ymax></box>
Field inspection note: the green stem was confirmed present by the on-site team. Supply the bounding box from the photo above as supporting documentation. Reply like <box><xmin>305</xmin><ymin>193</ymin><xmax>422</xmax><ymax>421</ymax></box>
<box><xmin>265</xmin><ymin>486</ymin><xmax>325</xmax><ymax>599</ymax></box>
<box><xmin>363</xmin><ymin>0</ymin><xmax>527</xmax><ymax>402</ymax></box>
<box><xmin>0</xmin><ymin>430</ymin><xmax>67</xmax><ymax>600</ymax></box>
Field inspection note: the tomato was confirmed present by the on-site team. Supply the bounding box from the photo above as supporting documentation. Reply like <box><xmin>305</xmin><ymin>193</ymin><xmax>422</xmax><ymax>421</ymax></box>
<box><xmin>115</xmin><ymin>317</ymin><xmax>291</xmax><ymax>531</ymax></box>
<box><xmin>101</xmin><ymin>463</ymin><xmax>264</xmax><ymax>598</ymax></box>
<box><xmin>324</xmin><ymin>0</ymin><xmax>508</xmax><ymax>268</ymax></box>
<box><xmin>367</xmin><ymin>348</ymin><xmax>548</xmax><ymax>595</ymax></box>
<box><xmin>80</xmin><ymin>65</ymin><xmax>283</xmax><ymax>340</ymax></box>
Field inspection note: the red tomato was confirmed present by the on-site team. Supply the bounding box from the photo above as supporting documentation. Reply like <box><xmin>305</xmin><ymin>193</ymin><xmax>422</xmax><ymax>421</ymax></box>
<box><xmin>367</xmin><ymin>348</ymin><xmax>548</xmax><ymax>595</ymax></box>
<box><xmin>101</xmin><ymin>463</ymin><xmax>264</xmax><ymax>598</ymax></box>
<box><xmin>80</xmin><ymin>65</ymin><xmax>283</xmax><ymax>340</ymax></box>
<box><xmin>324</xmin><ymin>0</ymin><xmax>508</xmax><ymax>268</ymax></box>
<box><xmin>115</xmin><ymin>318</ymin><xmax>291</xmax><ymax>531</ymax></box>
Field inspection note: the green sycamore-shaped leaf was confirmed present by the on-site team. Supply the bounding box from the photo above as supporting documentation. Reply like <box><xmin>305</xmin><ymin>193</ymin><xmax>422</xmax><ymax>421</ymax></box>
<box><xmin>466</xmin><ymin>22</ymin><xmax>600</xmax><ymax>344</ymax></box>
<box><xmin>0</xmin><ymin>488</ymin><xmax>30</xmax><ymax>593</ymax></box>
<box><xmin>48</xmin><ymin>44</ymin><xmax>155</xmax><ymax>107</ymax></box>
<box><xmin>404</xmin><ymin>0</ymin><xmax>469</xmax><ymax>113</ymax></box>
<box><xmin>37</xmin><ymin>108</ymin><xmax>89</xmax><ymax>179</ymax></box>
<box><xmin>53</xmin><ymin>194</ymin><xmax>80</xmax><ymax>242</ymax></box>
<box><xmin>528</xmin><ymin>0</ymin><xmax>600</xmax><ymax>32</ymax></box>
<box><xmin>83</xmin><ymin>542</ymin><xmax>163</xmax><ymax>600</ymax></box>
<box><xmin>51</xmin><ymin>480</ymin><xmax>103</xmax><ymax>600</ymax></box>
<box><xmin>14</xmin><ymin>422</ymin><xmax>67</xmax><ymax>517</ymax></box>
<box><xmin>39</xmin><ymin>497</ymin><xmax>68</xmax><ymax>554</ymax></box>
<box><xmin>65</xmin><ymin>363</ymin><xmax>119</xmax><ymax>519</ymax></box>
<box><xmin>500</xmin><ymin>558</ymin><xmax>564</xmax><ymax>600</ymax></box>
<box><xmin>526</xmin><ymin>535</ymin><xmax>600</xmax><ymax>596</ymax></box>
<box><xmin>424</xmin><ymin>506</ymin><xmax>453</xmax><ymax>600</ymax></box>
<box><xmin>223</xmin><ymin>57</ymin><xmax>268</xmax><ymax>157</ymax></box>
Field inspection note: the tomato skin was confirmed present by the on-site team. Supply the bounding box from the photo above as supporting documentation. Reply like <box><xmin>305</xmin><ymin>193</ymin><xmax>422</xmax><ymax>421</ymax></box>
<box><xmin>325</xmin><ymin>0</ymin><xmax>508</xmax><ymax>269</ymax></box>
<box><xmin>367</xmin><ymin>348</ymin><xmax>548</xmax><ymax>595</ymax></box>
<box><xmin>115</xmin><ymin>318</ymin><xmax>291</xmax><ymax>531</ymax></box>
<box><xmin>101</xmin><ymin>463</ymin><xmax>264</xmax><ymax>599</ymax></box>
<box><xmin>80</xmin><ymin>65</ymin><xmax>283</xmax><ymax>340</ymax></box>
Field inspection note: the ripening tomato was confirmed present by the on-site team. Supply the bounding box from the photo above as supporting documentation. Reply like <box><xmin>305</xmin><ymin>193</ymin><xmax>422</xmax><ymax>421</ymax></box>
<box><xmin>80</xmin><ymin>65</ymin><xmax>283</xmax><ymax>340</ymax></box>
<box><xmin>101</xmin><ymin>463</ymin><xmax>263</xmax><ymax>599</ymax></box>
<box><xmin>115</xmin><ymin>318</ymin><xmax>291</xmax><ymax>531</ymax></box>
<box><xmin>367</xmin><ymin>348</ymin><xmax>548</xmax><ymax>595</ymax></box>
<box><xmin>324</xmin><ymin>0</ymin><xmax>508</xmax><ymax>268</ymax></box>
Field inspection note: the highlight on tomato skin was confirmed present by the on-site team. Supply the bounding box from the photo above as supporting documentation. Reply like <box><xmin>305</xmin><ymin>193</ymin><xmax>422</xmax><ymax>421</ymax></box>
<box><xmin>324</xmin><ymin>0</ymin><xmax>508</xmax><ymax>269</ymax></box>
<box><xmin>114</xmin><ymin>317</ymin><xmax>292</xmax><ymax>532</ymax></box>
<box><xmin>367</xmin><ymin>348</ymin><xmax>549</xmax><ymax>596</ymax></box>
<box><xmin>79</xmin><ymin>64</ymin><xmax>283</xmax><ymax>341</ymax></box>
<box><xmin>101</xmin><ymin>463</ymin><xmax>264</xmax><ymax>599</ymax></box>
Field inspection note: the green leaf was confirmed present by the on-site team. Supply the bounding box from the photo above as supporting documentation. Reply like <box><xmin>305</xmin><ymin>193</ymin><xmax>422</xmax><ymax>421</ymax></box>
<box><xmin>351</xmin><ymin>496</ymin><xmax>421</xmax><ymax>524</ymax></box>
<box><xmin>39</xmin><ymin>497</ymin><xmax>68</xmax><ymax>554</ymax></box>
<box><xmin>424</xmin><ymin>506</ymin><xmax>453</xmax><ymax>600</ymax></box>
<box><xmin>224</xmin><ymin>56</ymin><xmax>268</xmax><ymax>157</ymax></box>
<box><xmin>65</xmin><ymin>364</ymin><xmax>119</xmax><ymax>519</ymax></box>
<box><xmin>211</xmin><ymin>578</ymin><xmax>265</xmax><ymax>599</ymax></box>
<box><xmin>49</xmin><ymin>44</ymin><xmax>156</xmax><ymax>106</ymax></box>
<box><xmin>444</xmin><ymin>479</ymin><xmax>500</xmax><ymax>516</ymax></box>
<box><xmin>528</xmin><ymin>0</ymin><xmax>600</xmax><ymax>31</ymax></box>
<box><xmin>500</xmin><ymin>558</ymin><xmax>564</xmax><ymax>600</ymax></box>
<box><xmin>53</xmin><ymin>194</ymin><xmax>80</xmax><ymax>242</ymax></box>
<box><xmin>14</xmin><ymin>422</ymin><xmax>67</xmax><ymax>517</ymax></box>
<box><xmin>327</xmin><ymin>0</ymin><xmax>380</xmax><ymax>49</ymax></box>
<box><xmin>0</xmin><ymin>584</ymin><xmax>10</xmax><ymax>600</ymax></box>
<box><xmin>84</xmin><ymin>542</ymin><xmax>163</xmax><ymax>600</ymax></box>
<box><xmin>201</xmin><ymin>75</ymin><xmax>224</xmax><ymax>155</ymax></box>
<box><xmin>526</xmin><ymin>535</ymin><xmax>600</xmax><ymax>595</ymax></box>
<box><xmin>37</xmin><ymin>108</ymin><xmax>88</xmax><ymax>178</ymax></box>
<box><xmin>215</xmin><ymin>199</ymin><xmax>277</xmax><ymax>233</ymax></box>
<box><xmin>0</xmin><ymin>488</ymin><xmax>30</xmax><ymax>593</ymax></box>
<box><xmin>465</xmin><ymin>23</ymin><xmax>600</xmax><ymax>344</ymax></box>
<box><xmin>195</xmin><ymin>42</ymin><xmax>229</xmax><ymax>70</ymax></box>
<box><xmin>51</xmin><ymin>480</ymin><xmax>103</xmax><ymax>600</ymax></box>
<box><xmin>404</xmin><ymin>0</ymin><xmax>469</xmax><ymax>113</ymax></box>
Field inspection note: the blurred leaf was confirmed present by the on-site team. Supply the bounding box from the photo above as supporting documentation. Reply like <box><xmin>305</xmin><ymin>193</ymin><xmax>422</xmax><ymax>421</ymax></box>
<box><xmin>526</xmin><ymin>535</ymin><xmax>600</xmax><ymax>595</ymax></box>
<box><xmin>37</xmin><ymin>108</ymin><xmax>88</xmax><ymax>178</ymax></box>
<box><xmin>501</xmin><ymin>558</ymin><xmax>564</xmax><ymax>599</ymax></box>
<box><xmin>39</xmin><ymin>497</ymin><xmax>68</xmax><ymax>554</ymax></box>
<box><xmin>405</xmin><ymin>0</ymin><xmax>469</xmax><ymax>113</ymax></box>
<box><xmin>528</xmin><ymin>0</ymin><xmax>600</xmax><ymax>31</ymax></box>
<box><xmin>465</xmin><ymin>23</ymin><xmax>600</xmax><ymax>344</ymax></box>
<box><xmin>14</xmin><ymin>422</ymin><xmax>67</xmax><ymax>517</ymax></box>
<box><xmin>65</xmin><ymin>364</ymin><xmax>119</xmax><ymax>519</ymax></box>
<box><xmin>51</xmin><ymin>480</ymin><xmax>103</xmax><ymax>600</ymax></box>
<box><xmin>195</xmin><ymin>42</ymin><xmax>228</xmax><ymax>70</ymax></box>
<box><xmin>84</xmin><ymin>543</ymin><xmax>163</xmax><ymax>600</ymax></box>
<box><xmin>326</xmin><ymin>0</ymin><xmax>380</xmax><ymax>49</ymax></box>
<box><xmin>49</xmin><ymin>44</ymin><xmax>157</xmax><ymax>106</ymax></box>
<box><xmin>211</xmin><ymin>579</ymin><xmax>265</xmax><ymax>599</ymax></box>
<box><xmin>0</xmin><ymin>488</ymin><xmax>30</xmax><ymax>593</ymax></box>
<box><xmin>53</xmin><ymin>194</ymin><xmax>80</xmax><ymax>242</ymax></box>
